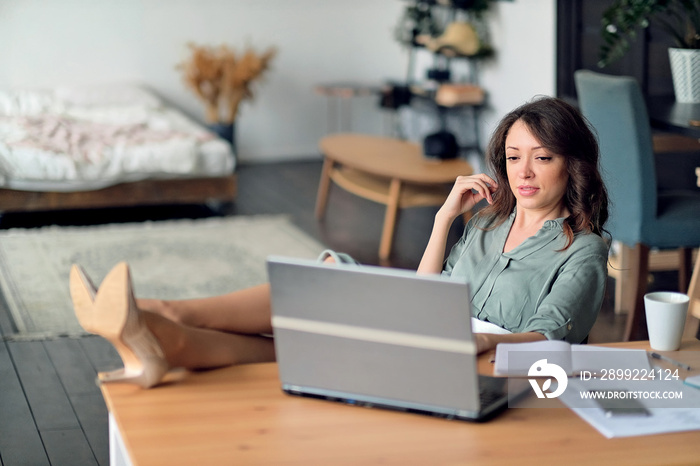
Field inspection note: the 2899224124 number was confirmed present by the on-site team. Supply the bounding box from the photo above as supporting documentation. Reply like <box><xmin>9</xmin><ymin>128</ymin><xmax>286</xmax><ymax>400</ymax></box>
<box><xmin>579</xmin><ymin>368</ymin><xmax>680</xmax><ymax>381</ymax></box>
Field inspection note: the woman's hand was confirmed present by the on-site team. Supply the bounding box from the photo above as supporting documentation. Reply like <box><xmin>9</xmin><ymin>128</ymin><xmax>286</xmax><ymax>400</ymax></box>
<box><xmin>438</xmin><ymin>174</ymin><xmax>498</xmax><ymax>222</ymax></box>
<box><xmin>417</xmin><ymin>173</ymin><xmax>498</xmax><ymax>275</ymax></box>
<box><xmin>475</xmin><ymin>332</ymin><xmax>547</xmax><ymax>354</ymax></box>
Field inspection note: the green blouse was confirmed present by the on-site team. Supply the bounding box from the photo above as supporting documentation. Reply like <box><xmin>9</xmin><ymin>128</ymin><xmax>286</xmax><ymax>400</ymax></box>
<box><xmin>443</xmin><ymin>211</ymin><xmax>609</xmax><ymax>343</ymax></box>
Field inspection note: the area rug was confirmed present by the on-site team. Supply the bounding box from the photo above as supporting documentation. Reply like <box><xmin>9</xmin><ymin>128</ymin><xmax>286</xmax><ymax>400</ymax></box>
<box><xmin>0</xmin><ymin>215</ymin><xmax>326</xmax><ymax>340</ymax></box>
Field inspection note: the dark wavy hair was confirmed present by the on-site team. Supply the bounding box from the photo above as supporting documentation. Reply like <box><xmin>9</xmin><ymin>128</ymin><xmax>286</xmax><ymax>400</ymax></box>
<box><xmin>479</xmin><ymin>96</ymin><xmax>609</xmax><ymax>249</ymax></box>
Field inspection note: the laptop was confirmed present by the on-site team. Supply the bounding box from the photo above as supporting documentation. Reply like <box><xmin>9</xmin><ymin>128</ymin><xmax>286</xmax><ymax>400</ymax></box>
<box><xmin>267</xmin><ymin>256</ymin><xmax>526</xmax><ymax>422</ymax></box>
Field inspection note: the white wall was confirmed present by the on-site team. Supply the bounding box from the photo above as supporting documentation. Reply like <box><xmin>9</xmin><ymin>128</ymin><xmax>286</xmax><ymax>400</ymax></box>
<box><xmin>0</xmin><ymin>0</ymin><xmax>556</xmax><ymax>164</ymax></box>
<box><xmin>480</xmin><ymin>0</ymin><xmax>557</xmax><ymax>140</ymax></box>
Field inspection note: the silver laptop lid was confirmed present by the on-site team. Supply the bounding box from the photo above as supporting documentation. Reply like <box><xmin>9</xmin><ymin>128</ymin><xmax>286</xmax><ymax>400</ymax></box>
<box><xmin>267</xmin><ymin>256</ymin><xmax>481</xmax><ymax>418</ymax></box>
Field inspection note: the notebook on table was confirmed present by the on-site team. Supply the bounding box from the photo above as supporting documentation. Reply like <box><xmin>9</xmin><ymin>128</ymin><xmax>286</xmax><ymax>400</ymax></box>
<box><xmin>266</xmin><ymin>256</ymin><xmax>526</xmax><ymax>422</ymax></box>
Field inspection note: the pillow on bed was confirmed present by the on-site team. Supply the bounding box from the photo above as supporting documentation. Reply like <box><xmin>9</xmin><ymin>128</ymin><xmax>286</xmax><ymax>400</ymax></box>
<box><xmin>54</xmin><ymin>84</ymin><xmax>161</xmax><ymax>108</ymax></box>
<box><xmin>0</xmin><ymin>89</ymin><xmax>59</xmax><ymax>117</ymax></box>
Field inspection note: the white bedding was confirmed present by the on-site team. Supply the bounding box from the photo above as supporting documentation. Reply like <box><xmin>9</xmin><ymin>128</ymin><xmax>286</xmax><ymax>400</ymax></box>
<box><xmin>0</xmin><ymin>85</ymin><xmax>235</xmax><ymax>192</ymax></box>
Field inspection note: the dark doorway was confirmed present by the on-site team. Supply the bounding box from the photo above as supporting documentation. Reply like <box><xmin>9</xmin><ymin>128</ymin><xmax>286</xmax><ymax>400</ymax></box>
<box><xmin>556</xmin><ymin>0</ymin><xmax>676</xmax><ymax>101</ymax></box>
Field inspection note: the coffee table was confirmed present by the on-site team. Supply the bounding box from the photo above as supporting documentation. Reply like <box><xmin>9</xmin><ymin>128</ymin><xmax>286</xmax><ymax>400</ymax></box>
<box><xmin>315</xmin><ymin>133</ymin><xmax>473</xmax><ymax>262</ymax></box>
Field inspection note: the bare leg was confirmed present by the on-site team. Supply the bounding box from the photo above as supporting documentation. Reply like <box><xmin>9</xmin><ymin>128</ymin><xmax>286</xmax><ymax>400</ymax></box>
<box><xmin>133</xmin><ymin>258</ymin><xmax>337</xmax><ymax>370</ymax></box>
<box><xmin>139</xmin><ymin>256</ymin><xmax>337</xmax><ymax>334</ymax></box>
<box><xmin>141</xmin><ymin>311</ymin><xmax>276</xmax><ymax>370</ymax></box>
<box><xmin>138</xmin><ymin>283</ymin><xmax>273</xmax><ymax>334</ymax></box>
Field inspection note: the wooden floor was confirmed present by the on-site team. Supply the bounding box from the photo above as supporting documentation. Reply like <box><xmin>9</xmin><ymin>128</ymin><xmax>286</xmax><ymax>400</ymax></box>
<box><xmin>0</xmin><ymin>159</ymin><xmax>669</xmax><ymax>465</ymax></box>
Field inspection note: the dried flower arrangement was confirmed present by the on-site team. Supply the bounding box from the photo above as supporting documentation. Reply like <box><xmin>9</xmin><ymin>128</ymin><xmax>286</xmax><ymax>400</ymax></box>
<box><xmin>178</xmin><ymin>42</ymin><xmax>276</xmax><ymax>124</ymax></box>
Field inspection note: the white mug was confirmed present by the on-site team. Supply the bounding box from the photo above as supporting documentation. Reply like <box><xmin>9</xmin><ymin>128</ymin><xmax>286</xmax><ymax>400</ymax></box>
<box><xmin>644</xmin><ymin>291</ymin><xmax>690</xmax><ymax>351</ymax></box>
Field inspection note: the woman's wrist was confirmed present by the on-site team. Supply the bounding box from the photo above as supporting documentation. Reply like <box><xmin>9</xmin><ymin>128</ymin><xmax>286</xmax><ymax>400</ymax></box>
<box><xmin>429</xmin><ymin>212</ymin><xmax>455</xmax><ymax>243</ymax></box>
<box><xmin>435</xmin><ymin>208</ymin><xmax>457</xmax><ymax>227</ymax></box>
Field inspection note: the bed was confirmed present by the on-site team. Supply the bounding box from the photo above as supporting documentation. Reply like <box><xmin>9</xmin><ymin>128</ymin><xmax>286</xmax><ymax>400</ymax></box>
<box><xmin>0</xmin><ymin>85</ymin><xmax>236</xmax><ymax>213</ymax></box>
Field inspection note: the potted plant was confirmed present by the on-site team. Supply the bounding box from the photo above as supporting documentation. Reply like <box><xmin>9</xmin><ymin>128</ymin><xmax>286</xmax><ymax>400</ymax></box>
<box><xmin>178</xmin><ymin>42</ymin><xmax>276</xmax><ymax>151</ymax></box>
<box><xmin>598</xmin><ymin>0</ymin><xmax>700</xmax><ymax>102</ymax></box>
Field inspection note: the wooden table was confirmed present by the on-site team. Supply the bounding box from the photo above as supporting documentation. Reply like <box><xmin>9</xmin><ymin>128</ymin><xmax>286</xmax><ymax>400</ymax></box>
<box><xmin>102</xmin><ymin>340</ymin><xmax>700</xmax><ymax>466</ymax></box>
<box><xmin>315</xmin><ymin>133</ymin><xmax>473</xmax><ymax>262</ymax></box>
<box><xmin>647</xmin><ymin>95</ymin><xmax>700</xmax><ymax>139</ymax></box>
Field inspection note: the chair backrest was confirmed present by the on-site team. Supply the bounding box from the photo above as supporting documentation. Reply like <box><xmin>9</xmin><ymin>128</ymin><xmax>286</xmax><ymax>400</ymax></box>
<box><xmin>683</xmin><ymin>254</ymin><xmax>700</xmax><ymax>340</ymax></box>
<box><xmin>574</xmin><ymin>70</ymin><xmax>658</xmax><ymax>245</ymax></box>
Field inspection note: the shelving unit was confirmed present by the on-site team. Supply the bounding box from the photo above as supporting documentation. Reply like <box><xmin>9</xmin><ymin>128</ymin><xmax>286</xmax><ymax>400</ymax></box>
<box><xmin>392</xmin><ymin>0</ymin><xmax>494</xmax><ymax>161</ymax></box>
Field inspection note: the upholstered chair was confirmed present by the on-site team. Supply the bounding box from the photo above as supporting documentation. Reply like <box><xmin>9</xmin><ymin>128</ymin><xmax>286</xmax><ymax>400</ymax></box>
<box><xmin>574</xmin><ymin>70</ymin><xmax>700</xmax><ymax>341</ymax></box>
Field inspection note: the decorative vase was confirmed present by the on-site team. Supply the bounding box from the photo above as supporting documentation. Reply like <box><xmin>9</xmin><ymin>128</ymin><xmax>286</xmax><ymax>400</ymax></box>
<box><xmin>208</xmin><ymin>122</ymin><xmax>237</xmax><ymax>154</ymax></box>
<box><xmin>668</xmin><ymin>48</ymin><xmax>700</xmax><ymax>103</ymax></box>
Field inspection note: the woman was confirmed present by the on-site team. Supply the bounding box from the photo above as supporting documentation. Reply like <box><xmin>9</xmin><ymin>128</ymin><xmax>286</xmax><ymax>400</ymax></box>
<box><xmin>418</xmin><ymin>96</ymin><xmax>609</xmax><ymax>353</ymax></box>
<box><xmin>70</xmin><ymin>96</ymin><xmax>610</xmax><ymax>388</ymax></box>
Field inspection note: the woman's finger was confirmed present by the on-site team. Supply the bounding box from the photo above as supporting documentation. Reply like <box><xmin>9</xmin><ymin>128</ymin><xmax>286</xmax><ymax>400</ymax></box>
<box><xmin>454</xmin><ymin>175</ymin><xmax>496</xmax><ymax>205</ymax></box>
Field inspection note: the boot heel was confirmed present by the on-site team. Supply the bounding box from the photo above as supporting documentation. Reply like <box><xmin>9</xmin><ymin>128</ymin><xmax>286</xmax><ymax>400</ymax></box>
<box><xmin>70</xmin><ymin>262</ymin><xmax>174</xmax><ymax>389</ymax></box>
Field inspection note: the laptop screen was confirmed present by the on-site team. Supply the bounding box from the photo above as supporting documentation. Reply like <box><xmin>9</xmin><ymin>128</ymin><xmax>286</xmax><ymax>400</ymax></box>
<box><xmin>267</xmin><ymin>256</ymin><xmax>485</xmax><ymax>419</ymax></box>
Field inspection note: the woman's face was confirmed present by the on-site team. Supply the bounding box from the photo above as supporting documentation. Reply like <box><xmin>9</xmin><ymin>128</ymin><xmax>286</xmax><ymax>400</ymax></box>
<box><xmin>504</xmin><ymin>120</ymin><xmax>569</xmax><ymax>215</ymax></box>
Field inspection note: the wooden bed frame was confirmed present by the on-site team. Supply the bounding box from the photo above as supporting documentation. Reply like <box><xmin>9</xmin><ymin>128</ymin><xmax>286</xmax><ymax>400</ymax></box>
<box><xmin>0</xmin><ymin>175</ymin><xmax>237</xmax><ymax>213</ymax></box>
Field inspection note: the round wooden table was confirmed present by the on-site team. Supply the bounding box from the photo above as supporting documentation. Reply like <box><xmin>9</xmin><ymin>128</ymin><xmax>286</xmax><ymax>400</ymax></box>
<box><xmin>315</xmin><ymin>133</ymin><xmax>474</xmax><ymax>262</ymax></box>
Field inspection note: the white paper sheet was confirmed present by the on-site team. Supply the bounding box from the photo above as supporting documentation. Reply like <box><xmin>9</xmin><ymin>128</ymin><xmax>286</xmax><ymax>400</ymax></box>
<box><xmin>559</xmin><ymin>377</ymin><xmax>700</xmax><ymax>438</ymax></box>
